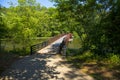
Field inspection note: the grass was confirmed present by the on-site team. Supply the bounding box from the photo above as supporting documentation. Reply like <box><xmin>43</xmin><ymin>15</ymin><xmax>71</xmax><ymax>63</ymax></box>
<box><xmin>66</xmin><ymin>49</ymin><xmax>120</xmax><ymax>80</ymax></box>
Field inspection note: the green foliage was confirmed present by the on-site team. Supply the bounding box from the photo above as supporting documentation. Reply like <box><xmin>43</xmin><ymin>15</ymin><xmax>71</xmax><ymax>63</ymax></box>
<box><xmin>0</xmin><ymin>12</ymin><xmax>7</xmax><ymax>39</ymax></box>
<box><xmin>72</xmin><ymin>31</ymin><xmax>79</xmax><ymax>38</ymax></box>
<box><xmin>106</xmin><ymin>54</ymin><xmax>120</xmax><ymax>67</ymax></box>
<box><xmin>52</xmin><ymin>31</ymin><xmax>60</xmax><ymax>36</ymax></box>
<box><xmin>0</xmin><ymin>0</ymin><xmax>61</xmax><ymax>55</ymax></box>
<box><xmin>1</xmin><ymin>0</ymin><xmax>120</xmax><ymax>58</ymax></box>
<box><xmin>52</xmin><ymin>0</ymin><xmax>120</xmax><ymax>56</ymax></box>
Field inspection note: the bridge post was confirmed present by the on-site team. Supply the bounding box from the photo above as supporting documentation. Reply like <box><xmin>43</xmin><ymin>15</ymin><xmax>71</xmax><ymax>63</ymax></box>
<box><xmin>62</xmin><ymin>46</ymin><xmax>67</xmax><ymax>57</ymax></box>
<box><xmin>30</xmin><ymin>46</ymin><xmax>33</xmax><ymax>55</ymax></box>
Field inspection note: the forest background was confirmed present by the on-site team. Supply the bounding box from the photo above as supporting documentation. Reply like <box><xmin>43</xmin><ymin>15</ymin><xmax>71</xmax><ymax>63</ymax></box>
<box><xmin>0</xmin><ymin>0</ymin><xmax>120</xmax><ymax>79</ymax></box>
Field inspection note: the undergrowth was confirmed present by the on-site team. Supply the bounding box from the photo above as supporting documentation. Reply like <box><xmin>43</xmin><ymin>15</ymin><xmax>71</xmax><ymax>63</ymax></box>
<box><xmin>66</xmin><ymin>49</ymin><xmax>120</xmax><ymax>68</ymax></box>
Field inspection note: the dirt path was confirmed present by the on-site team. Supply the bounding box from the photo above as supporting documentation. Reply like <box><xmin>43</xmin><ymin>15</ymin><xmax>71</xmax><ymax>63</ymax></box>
<box><xmin>0</xmin><ymin>36</ymin><xmax>94</xmax><ymax>80</ymax></box>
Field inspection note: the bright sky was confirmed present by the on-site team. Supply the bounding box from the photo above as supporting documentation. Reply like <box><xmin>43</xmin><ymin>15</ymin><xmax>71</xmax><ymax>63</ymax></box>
<box><xmin>0</xmin><ymin>0</ymin><xmax>55</xmax><ymax>8</ymax></box>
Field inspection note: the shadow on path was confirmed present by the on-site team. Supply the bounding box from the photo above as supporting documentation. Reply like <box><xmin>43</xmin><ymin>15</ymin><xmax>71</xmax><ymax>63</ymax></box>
<box><xmin>0</xmin><ymin>53</ymin><xmax>60</xmax><ymax>80</ymax></box>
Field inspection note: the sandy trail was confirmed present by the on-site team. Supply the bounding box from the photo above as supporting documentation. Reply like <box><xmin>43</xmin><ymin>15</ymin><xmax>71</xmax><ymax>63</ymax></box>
<box><xmin>0</xmin><ymin>36</ymin><xmax>94</xmax><ymax>80</ymax></box>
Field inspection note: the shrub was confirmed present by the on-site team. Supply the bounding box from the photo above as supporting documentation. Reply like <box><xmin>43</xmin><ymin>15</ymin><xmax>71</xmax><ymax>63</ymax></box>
<box><xmin>107</xmin><ymin>54</ymin><xmax>120</xmax><ymax>67</ymax></box>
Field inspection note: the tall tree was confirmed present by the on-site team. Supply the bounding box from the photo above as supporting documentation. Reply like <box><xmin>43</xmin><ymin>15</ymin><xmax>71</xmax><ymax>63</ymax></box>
<box><xmin>52</xmin><ymin>0</ymin><xmax>120</xmax><ymax>55</ymax></box>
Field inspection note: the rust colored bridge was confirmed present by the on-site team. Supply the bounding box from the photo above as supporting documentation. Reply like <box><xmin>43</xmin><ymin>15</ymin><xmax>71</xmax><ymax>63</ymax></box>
<box><xmin>30</xmin><ymin>34</ymin><xmax>67</xmax><ymax>55</ymax></box>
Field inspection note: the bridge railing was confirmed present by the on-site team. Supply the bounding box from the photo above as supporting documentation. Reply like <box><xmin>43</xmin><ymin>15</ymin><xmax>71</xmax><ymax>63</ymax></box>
<box><xmin>30</xmin><ymin>34</ymin><xmax>66</xmax><ymax>55</ymax></box>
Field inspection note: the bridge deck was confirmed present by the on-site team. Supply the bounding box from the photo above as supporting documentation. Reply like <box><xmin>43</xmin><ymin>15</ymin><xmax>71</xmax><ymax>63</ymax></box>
<box><xmin>1</xmin><ymin>35</ymin><xmax>94</xmax><ymax>80</ymax></box>
<box><xmin>38</xmin><ymin>35</ymin><xmax>66</xmax><ymax>54</ymax></box>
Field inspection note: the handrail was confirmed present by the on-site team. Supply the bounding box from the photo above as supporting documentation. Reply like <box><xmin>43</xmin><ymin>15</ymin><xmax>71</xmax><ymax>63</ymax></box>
<box><xmin>30</xmin><ymin>34</ymin><xmax>66</xmax><ymax>55</ymax></box>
